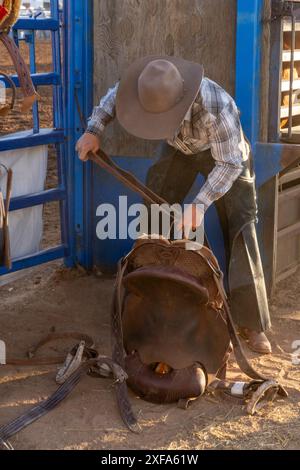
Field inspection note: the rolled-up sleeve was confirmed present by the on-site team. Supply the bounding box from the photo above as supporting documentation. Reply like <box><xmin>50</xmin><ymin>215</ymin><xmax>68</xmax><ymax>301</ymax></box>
<box><xmin>86</xmin><ymin>82</ymin><xmax>119</xmax><ymax>137</ymax></box>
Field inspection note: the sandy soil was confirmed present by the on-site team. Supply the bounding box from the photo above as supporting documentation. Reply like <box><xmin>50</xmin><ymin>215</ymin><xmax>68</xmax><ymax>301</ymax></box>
<box><xmin>0</xmin><ymin>263</ymin><xmax>299</xmax><ymax>451</ymax></box>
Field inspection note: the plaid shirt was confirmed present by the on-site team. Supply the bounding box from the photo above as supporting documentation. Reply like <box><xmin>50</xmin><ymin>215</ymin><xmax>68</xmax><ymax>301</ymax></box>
<box><xmin>87</xmin><ymin>78</ymin><xmax>250</xmax><ymax>211</ymax></box>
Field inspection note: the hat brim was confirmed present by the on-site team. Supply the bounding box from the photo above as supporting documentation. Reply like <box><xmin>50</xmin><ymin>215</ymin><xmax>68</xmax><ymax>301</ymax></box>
<box><xmin>116</xmin><ymin>56</ymin><xmax>204</xmax><ymax>141</ymax></box>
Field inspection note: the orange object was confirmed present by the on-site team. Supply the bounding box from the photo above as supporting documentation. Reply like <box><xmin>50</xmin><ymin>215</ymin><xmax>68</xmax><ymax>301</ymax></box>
<box><xmin>0</xmin><ymin>1</ymin><xmax>21</xmax><ymax>31</ymax></box>
<box><xmin>155</xmin><ymin>363</ymin><xmax>172</xmax><ymax>375</ymax></box>
<box><xmin>282</xmin><ymin>67</ymin><xmax>299</xmax><ymax>81</ymax></box>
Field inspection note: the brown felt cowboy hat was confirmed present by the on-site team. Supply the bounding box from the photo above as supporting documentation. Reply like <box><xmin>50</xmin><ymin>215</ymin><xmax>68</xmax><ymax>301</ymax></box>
<box><xmin>116</xmin><ymin>56</ymin><xmax>204</xmax><ymax>140</ymax></box>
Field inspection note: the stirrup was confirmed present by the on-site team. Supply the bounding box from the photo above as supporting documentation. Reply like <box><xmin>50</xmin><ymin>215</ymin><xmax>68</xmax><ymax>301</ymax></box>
<box><xmin>246</xmin><ymin>380</ymin><xmax>288</xmax><ymax>415</ymax></box>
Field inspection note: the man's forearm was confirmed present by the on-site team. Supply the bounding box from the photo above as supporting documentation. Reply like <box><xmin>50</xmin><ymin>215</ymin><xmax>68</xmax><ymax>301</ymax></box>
<box><xmin>194</xmin><ymin>161</ymin><xmax>243</xmax><ymax>211</ymax></box>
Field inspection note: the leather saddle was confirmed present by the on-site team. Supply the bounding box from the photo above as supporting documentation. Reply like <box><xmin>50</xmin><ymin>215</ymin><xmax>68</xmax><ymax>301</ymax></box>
<box><xmin>120</xmin><ymin>237</ymin><xmax>231</xmax><ymax>403</ymax></box>
<box><xmin>112</xmin><ymin>235</ymin><xmax>287</xmax><ymax>409</ymax></box>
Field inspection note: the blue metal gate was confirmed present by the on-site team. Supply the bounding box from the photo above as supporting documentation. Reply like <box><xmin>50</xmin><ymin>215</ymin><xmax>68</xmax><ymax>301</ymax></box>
<box><xmin>0</xmin><ymin>0</ymin><xmax>93</xmax><ymax>276</ymax></box>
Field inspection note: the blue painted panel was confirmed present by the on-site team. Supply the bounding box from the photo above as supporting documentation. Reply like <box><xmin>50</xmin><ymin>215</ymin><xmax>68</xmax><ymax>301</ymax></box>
<box><xmin>254</xmin><ymin>143</ymin><xmax>282</xmax><ymax>187</ymax></box>
<box><xmin>92</xmin><ymin>156</ymin><xmax>227</xmax><ymax>275</ymax></box>
<box><xmin>92</xmin><ymin>158</ymin><xmax>151</xmax><ymax>272</ymax></box>
<box><xmin>236</xmin><ymin>0</ymin><xmax>263</xmax><ymax>145</ymax></box>
<box><xmin>28</xmin><ymin>27</ymin><xmax>39</xmax><ymax>133</ymax></box>
<box><xmin>65</xmin><ymin>0</ymin><xmax>94</xmax><ymax>268</ymax></box>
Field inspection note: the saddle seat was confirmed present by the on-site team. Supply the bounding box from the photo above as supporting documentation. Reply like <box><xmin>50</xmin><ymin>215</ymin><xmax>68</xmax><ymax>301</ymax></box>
<box><xmin>121</xmin><ymin>238</ymin><xmax>231</xmax><ymax>401</ymax></box>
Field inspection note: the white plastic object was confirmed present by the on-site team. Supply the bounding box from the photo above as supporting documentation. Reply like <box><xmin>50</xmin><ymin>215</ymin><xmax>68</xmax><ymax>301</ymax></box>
<box><xmin>231</xmin><ymin>381</ymin><xmax>246</xmax><ymax>397</ymax></box>
<box><xmin>0</xmin><ymin>340</ymin><xmax>6</xmax><ymax>365</ymax></box>
<box><xmin>0</xmin><ymin>130</ymin><xmax>48</xmax><ymax>259</ymax></box>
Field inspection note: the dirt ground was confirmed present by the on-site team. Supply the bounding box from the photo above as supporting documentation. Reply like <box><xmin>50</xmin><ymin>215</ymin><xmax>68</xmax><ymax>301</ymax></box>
<box><xmin>0</xmin><ymin>262</ymin><xmax>299</xmax><ymax>451</ymax></box>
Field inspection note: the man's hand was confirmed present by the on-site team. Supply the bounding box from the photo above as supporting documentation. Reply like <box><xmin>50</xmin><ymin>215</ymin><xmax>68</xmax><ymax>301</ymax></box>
<box><xmin>177</xmin><ymin>204</ymin><xmax>204</xmax><ymax>238</ymax></box>
<box><xmin>76</xmin><ymin>133</ymin><xmax>100</xmax><ymax>162</ymax></box>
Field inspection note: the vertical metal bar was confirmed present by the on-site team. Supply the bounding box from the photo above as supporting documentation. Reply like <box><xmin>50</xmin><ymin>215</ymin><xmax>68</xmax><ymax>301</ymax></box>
<box><xmin>268</xmin><ymin>5</ymin><xmax>283</xmax><ymax>142</ymax></box>
<box><xmin>64</xmin><ymin>0</ymin><xmax>82</xmax><ymax>267</ymax></box>
<box><xmin>235</xmin><ymin>0</ymin><xmax>264</xmax><ymax>147</ymax></box>
<box><xmin>288</xmin><ymin>10</ymin><xmax>296</xmax><ymax>138</ymax></box>
<box><xmin>51</xmin><ymin>0</ymin><xmax>69</xmax><ymax>251</ymax></box>
<box><xmin>236</xmin><ymin>0</ymin><xmax>278</xmax><ymax>291</ymax></box>
<box><xmin>64</xmin><ymin>0</ymin><xmax>94</xmax><ymax>268</ymax></box>
<box><xmin>64</xmin><ymin>0</ymin><xmax>77</xmax><ymax>267</ymax></box>
<box><xmin>28</xmin><ymin>31</ymin><xmax>40</xmax><ymax>133</ymax></box>
<box><xmin>13</xmin><ymin>25</ymin><xmax>40</xmax><ymax>133</ymax></box>
<box><xmin>82</xmin><ymin>0</ymin><xmax>94</xmax><ymax>270</ymax></box>
<box><xmin>12</xmin><ymin>28</ymin><xmax>19</xmax><ymax>47</ymax></box>
<box><xmin>62</xmin><ymin>0</ymin><xmax>72</xmax><ymax>265</ymax></box>
<box><xmin>51</xmin><ymin>0</ymin><xmax>61</xmax><ymax>129</ymax></box>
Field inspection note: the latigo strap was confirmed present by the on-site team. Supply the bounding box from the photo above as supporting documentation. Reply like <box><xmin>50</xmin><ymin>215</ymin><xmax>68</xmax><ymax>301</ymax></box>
<box><xmin>89</xmin><ymin>150</ymin><xmax>169</xmax><ymax>207</ymax></box>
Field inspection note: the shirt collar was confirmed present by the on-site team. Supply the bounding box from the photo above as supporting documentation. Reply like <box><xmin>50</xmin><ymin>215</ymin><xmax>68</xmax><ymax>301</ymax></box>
<box><xmin>173</xmin><ymin>88</ymin><xmax>201</xmax><ymax>138</ymax></box>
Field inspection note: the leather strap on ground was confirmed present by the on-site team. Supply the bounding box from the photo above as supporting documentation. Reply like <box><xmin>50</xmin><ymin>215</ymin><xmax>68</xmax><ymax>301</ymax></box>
<box><xmin>0</xmin><ymin>355</ymin><xmax>129</xmax><ymax>450</ymax></box>
<box><xmin>111</xmin><ymin>260</ymin><xmax>141</xmax><ymax>434</ymax></box>
<box><xmin>5</xmin><ymin>332</ymin><xmax>95</xmax><ymax>366</ymax></box>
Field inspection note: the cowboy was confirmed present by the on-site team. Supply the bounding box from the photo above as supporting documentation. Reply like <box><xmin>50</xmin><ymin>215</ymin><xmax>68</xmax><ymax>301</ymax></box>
<box><xmin>76</xmin><ymin>56</ymin><xmax>272</xmax><ymax>355</ymax></box>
